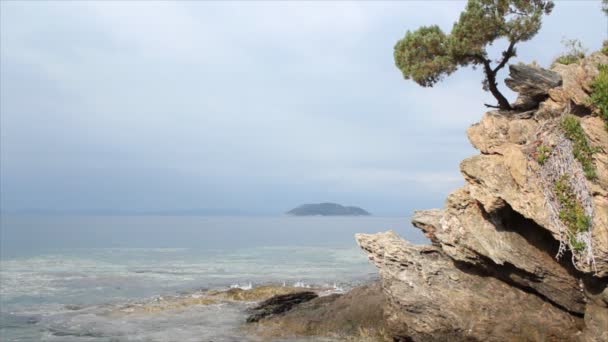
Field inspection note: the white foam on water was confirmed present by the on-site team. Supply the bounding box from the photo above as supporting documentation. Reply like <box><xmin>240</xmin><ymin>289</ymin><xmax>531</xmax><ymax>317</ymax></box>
<box><xmin>1</xmin><ymin>245</ymin><xmax>375</xmax><ymax>341</ymax></box>
<box><xmin>229</xmin><ymin>282</ymin><xmax>253</xmax><ymax>290</ymax></box>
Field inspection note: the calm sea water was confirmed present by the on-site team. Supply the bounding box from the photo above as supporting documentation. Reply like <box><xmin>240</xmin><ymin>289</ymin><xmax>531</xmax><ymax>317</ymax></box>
<box><xmin>0</xmin><ymin>216</ymin><xmax>427</xmax><ymax>341</ymax></box>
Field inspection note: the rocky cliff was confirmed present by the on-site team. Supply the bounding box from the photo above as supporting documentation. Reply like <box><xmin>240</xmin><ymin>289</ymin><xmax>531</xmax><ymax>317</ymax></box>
<box><xmin>357</xmin><ymin>52</ymin><xmax>608</xmax><ymax>342</ymax></box>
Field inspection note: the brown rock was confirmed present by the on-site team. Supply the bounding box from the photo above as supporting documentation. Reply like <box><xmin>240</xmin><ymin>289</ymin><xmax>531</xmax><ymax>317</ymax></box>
<box><xmin>246</xmin><ymin>283</ymin><xmax>389</xmax><ymax>341</ymax></box>
<box><xmin>355</xmin><ymin>50</ymin><xmax>608</xmax><ymax>342</ymax></box>
<box><xmin>467</xmin><ymin>112</ymin><xmax>511</xmax><ymax>153</ymax></box>
<box><xmin>246</xmin><ymin>291</ymin><xmax>318</xmax><ymax>323</ymax></box>
<box><xmin>460</xmin><ymin>154</ymin><xmax>555</xmax><ymax>235</ymax></box>
<box><xmin>356</xmin><ymin>231</ymin><xmax>583</xmax><ymax>342</ymax></box>
<box><xmin>414</xmin><ymin>187</ymin><xmax>586</xmax><ymax>314</ymax></box>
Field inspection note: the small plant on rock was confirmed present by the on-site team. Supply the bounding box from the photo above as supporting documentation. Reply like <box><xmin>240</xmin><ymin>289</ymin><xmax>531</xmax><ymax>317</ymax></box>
<box><xmin>590</xmin><ymin>64</ymin><xmax>608</xmax><ymax>130</ymax></box>
<box><xmin>553</xmin><ymin>38</ymin><xmax>587</xmax><ymax>65</ymax></box>
<box><xmin>554</xmin><ymin>175</ymin><xmax>591</xmax><ymax>253</ymax></box>
<box><xmin>560</xmin><ymin>115</ymin><xmax>597</xmax><ymax>180</ymax></box>
<box><xmin>536</xmin><ymin>144</ymin><xmax>552</xmax><ymax>164</ymax></box>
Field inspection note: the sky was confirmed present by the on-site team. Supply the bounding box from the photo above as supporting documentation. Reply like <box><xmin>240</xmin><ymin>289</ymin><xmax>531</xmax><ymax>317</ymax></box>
<box><xmin>1</xmin><ymin>1</ymin><xmax>606</xmax><ymax>216</ymax></box>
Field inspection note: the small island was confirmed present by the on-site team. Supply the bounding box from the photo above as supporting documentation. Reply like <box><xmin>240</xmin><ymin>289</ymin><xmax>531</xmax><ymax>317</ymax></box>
<box><xmin>286</xmin><ymin>203</ymin><xmax>370</xmax><ymax>216</ymax></box>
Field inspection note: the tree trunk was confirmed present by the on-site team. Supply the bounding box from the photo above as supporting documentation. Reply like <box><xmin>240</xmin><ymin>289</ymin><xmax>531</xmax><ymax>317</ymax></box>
<box><xmin>483</xmin><ymin>62</ymin><xmax>512</xmax><ymax>110</ymax></box>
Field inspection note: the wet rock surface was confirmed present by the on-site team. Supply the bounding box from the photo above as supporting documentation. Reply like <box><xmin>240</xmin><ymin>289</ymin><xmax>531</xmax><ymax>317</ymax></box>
<box><xmin>246</xmin><ymin>291</ymin><xmax>318</xmax><ymax>323</ymax></box>
<box><xmin>246</xmin><ymin>283</ymin><xmax>389</xmax><ymax>341</ymax></box>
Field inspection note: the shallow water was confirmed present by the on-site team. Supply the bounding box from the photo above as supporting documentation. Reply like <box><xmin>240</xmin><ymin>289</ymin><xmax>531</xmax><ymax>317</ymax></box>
<box><xmin>0</xmin><ymin>216</ymin><xmax>426</xmax><ymax>341</ymax></box>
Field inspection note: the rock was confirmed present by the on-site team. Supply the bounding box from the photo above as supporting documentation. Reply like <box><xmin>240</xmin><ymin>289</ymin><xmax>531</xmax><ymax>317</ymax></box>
<box><xmin>246</xmin><ymin>283</ymin><xmax>388</xmax><ymax>340</ymax></box>
<box><xmin>414</xmin><ymin>188</ymin><xmax>586</xmax><ymax>314</ymax></box>
<box><xmin>580</xmin><ymin>116</ymin><xmax>608</xmax><ymax>275</ymax></box>
<box><xmin>467</xmin><ymin>112</ymin><xmax>511</xmax><ymax>153</ymax></box>
<box><xmin>547</xmin><ymin>53</ymin><xmax>608</xmax><ymax>111</ymax></box>
<box><xmin>246</xmin><ymin>291</ymin><xmax>318</xmax><ymax>323</ymax></box>
<box><xmin>536</xmin><ymin>98</ymin><xmax>566</xmax><ymax>119</ymax></box>
<box><xmin>508</xmin><ymin>118</ymin><xmax>537</xmax><ymax>145</ymax></box>
<box><xmin>207</xmin><ymin>285</ymin><xmax>312</xmax><ymax>302</ymax></box>
<box><xmin>411</xmin><ymin>208</ymin><xmax>443</xmax><ymax>245</ymax></box>
<box><xmin>501</xmin><ymin>143</ymin><xmax>528</xmax><ymax>187</ymax></box>
<box><xmin>582</xmin><ymin>283</ymin><xmax>608</xmax><ymax>342</ymax></box>
<box><xmin>505</xmin><ymin>63</ymin><xmax>563</xmax><ymax>97</ymax></box>
<box><xmin>459</xmin><ymin>153</ymin><xmax>556</xmax><ymax>236</ymax></box>
<box><xmin>581</xmin><ymin>116</ymin><xmax>608</xmax><ymax>194</ymax></box>
<box><xmin>505</xmin><ymin>63</ymin><xmax>562</xmax><ymax>110</ymax></box>
<box><xmin>580</xmin><ymin>52</ymin><xmax>608</xmax><ymax>92</ymax></box>
<box><xmin>467</xmin><ymin>112</ymin><xmax>538</xmax><ymax>154</ymax></box>
<box><xmin>355</xmin><ymin>51</ymin><xmax>608</xmax><ymax>341</ymax></box>
<box><xmin>582</xmin><ymin>301</ymin><xmax>608</xmax><ymax>342</ymax></box>
<box><xmin>549</xmin><ymin>63</ymin><xmax>591</xmax><ymax>108</ymax></box>
<box><xmin>355</xmin><ymin>231</ymin><xmax>583</xmax><ymax>341</ymax></box>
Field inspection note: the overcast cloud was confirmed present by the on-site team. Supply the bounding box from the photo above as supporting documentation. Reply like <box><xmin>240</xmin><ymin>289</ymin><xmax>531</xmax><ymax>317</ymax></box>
<box><xmin>1</xmin><ymin>1</ymin><xmax>606</xmax><ymax>215</ymax></box>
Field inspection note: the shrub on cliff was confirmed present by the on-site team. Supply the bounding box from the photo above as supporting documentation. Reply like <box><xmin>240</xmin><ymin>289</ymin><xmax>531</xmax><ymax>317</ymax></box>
<box><xmin>394</xmin><ymin>0</ymin><xmax>554</xmax><ymax>110</ymax></box>
<box><xmin>591</xmin><ymin>65</ymin><xmax>608</xmax><ymax>129</ymax></box>
<box><xmin>554</xmin><ymin>175</ymin><xmax>592</xmax><ymax>252</ymax></box>
<box><xmin>560</xmin><ymin>115</ymin><xmax>597</xmax><ymax>180</ymax></box>
<box><xmin>553</xmin><ymin>38</ymin><xmax>586</xmax><ymax>66</ymax></box>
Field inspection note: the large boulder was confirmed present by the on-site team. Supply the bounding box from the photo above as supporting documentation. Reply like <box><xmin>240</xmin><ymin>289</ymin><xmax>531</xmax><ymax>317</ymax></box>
<box><xmin>413</xmin><ymin>187</ymin><xmax>585</xmax><ymax>314</ymax></box>
<box><xmin>245</xmin><ymin>283</ymin><xmax>388</xmax><ymax>340</ymax></box>
<box><xmin>356</xmin><ymin>231</ymin><xmax>583</xmax><ymax>341</ymax></box>
<box><xmin>549</xmin><ymin>52</ymin><xmax>608</xmax><ymax>110</ymax></box>
<box><xmin>246</xmin><ymin>291</ymin><xmax>318</xmax><ymax>323</ymax></box>
<box><xmin>505</xmin><ymin>63</ymin><xmax>562</xmax><ymax>110</ymax></box>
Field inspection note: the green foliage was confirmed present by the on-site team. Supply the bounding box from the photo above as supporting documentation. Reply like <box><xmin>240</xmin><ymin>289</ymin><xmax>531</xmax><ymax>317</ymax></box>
<box><xmin>560</xmin><ymin>115</ymin><xmax>597</xmax><ymax>180</ymax></box>
<box><xmin>553</xmin><ymin>38</ymin><xmax>586</xmax><ymax>65</ymax></box>
<box><xmin>554</xmin><ymin>175</ymin><xmax>591</xmax><ymax>252</ymax></box>
<box><xmin>603</xmin><ymin>0</ymin><xmax>608</xmax><ymax>15</ymax></box>
<box><xmin>394</xmin><ymin>0</ymin><xmax>554</xmax><ymax>109</ymax></box>
<box><xmin>569</xmin><ymin>236</ymin><xmax>587</xmax><ymax>252</ymax></box>
<box><xmin>590</xmin><ymin>64</ymin><xmax>608</xmax><ymax>130</ymax></box>
<box><xmin>394</xmin><ymin>26</ymin><xmax>455</xmax><ymax>87</ymax></box>
<box><xmin>554</xmin><ymin>55</ymin><xmax>580</xmax><ymax>65</ymax></box>
<box><xmin>449</xmin><ymin>0</ymin><xmax>553</xmax><ymax>60</ymax></box>
<box><xmin>536</xmin><ymin>145</ymin><xmax>552</xmax><ymax>164</ymax></box>
<box><xmin>602</xmin><ymin>40</ymin><xmax>608</xmax><ymax>56</ymax></box>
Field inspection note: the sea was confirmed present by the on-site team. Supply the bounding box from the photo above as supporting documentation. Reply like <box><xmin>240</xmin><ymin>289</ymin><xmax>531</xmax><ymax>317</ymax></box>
<box><xmin>0</xmin><ymin>215</ymin><xmax>427</xmax><ymax>341</ymax></box>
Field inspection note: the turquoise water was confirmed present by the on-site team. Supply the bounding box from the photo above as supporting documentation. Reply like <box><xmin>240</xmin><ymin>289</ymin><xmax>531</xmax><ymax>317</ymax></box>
<box><xmin>0</xmin><ymin>216</ymin><xmax>426</xmax><ymax>341</ymax></box>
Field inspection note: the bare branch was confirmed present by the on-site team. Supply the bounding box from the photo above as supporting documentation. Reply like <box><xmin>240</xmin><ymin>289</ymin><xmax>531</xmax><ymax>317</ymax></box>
<box><xmin>493</xmin><ymin>40</ymin><xmax>517</xmax><ymax>73</ymax></box>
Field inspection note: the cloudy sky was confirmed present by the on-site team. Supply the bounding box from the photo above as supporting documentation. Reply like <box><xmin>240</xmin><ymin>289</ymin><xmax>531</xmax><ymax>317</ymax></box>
<box><xmin>1</xmin><ymin>1</ymin><xmax>606</xmax><ymax>216</ymax></box>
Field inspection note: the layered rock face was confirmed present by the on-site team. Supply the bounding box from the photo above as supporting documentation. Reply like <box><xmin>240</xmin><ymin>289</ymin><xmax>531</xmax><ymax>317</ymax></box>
<box><xmin>357</xmin><ymin>52</ymin><xmax>608</xmax><ymax>342</ymax></box>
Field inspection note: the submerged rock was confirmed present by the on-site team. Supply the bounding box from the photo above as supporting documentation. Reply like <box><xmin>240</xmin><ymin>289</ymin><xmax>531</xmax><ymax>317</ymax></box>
<box><xmin>246</xmin><ymin>291</ymin><xmax>318</xmax><ymax>322</ymax></box>
<box><xmin>207</xmin><ymin>285</ymin><xmax>312</xmax><ymax>302</ymax></box>
<box><xmin>246</xmin><ymin>282</ymin><xmax>388</xmax><ymax>341</ymax></box>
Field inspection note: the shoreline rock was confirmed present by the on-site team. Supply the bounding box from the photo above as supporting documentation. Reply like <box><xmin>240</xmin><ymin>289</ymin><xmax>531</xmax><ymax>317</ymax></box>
<box><xmin>246</xmin><ymin>291</ymin><xmax>318</xmax><ymax>323</ymax></box>
<box><xmin>245</xmin><ymin>282</ymin><xmax>388</xmax><ymax>341</ymax></box>
<box><xmin>356</xmin><ymin>52</ymin><xmax>608</xmax><ymax>341</ymax></box>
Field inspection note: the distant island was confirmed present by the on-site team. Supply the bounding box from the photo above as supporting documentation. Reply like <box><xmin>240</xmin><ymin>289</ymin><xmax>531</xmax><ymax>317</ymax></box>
<box><xmin>286</xmin><ymin>203</ymin><xmax>371</xmax><ymax>216</ymax></box>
